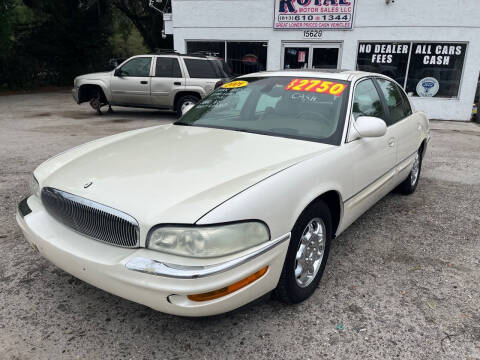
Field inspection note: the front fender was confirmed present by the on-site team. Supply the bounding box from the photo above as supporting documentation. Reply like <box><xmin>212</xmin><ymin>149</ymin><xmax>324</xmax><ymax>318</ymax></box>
<box><xmin>196</xmin><ymin>149</ymin><xmax>349</xmax><ymax>240</ymax></box>
<box><xmin>76</xmin><ymin>78</ymin><xmax>111</xmax><ymax>103</ymax></box>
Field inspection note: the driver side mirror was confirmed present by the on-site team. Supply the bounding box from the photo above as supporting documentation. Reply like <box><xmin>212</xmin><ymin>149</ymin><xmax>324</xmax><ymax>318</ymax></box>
<box><xmin>114</xmin><ymin>68</ymin><xmax>124</xmax><ymax>77</ymax></box>
<box><xmin>351</xmin><ymin>116</ymin><xmax>387</xmax><ymax>140</ymax></box>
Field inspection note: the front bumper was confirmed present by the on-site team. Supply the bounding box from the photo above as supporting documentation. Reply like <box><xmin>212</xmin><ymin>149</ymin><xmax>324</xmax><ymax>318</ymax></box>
<box><xmin>16</xmin><ymin>195</ymin><xmax>290</xmax><ymax>316</ymax></box>
<box><xmin>71</xmin><ymin>87</ymin><xmax>79</xmax><ymax>104</ymax></box>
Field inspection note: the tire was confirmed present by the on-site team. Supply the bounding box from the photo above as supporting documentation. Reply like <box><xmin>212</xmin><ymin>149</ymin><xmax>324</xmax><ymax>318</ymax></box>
<box><xmin>274</xmin><ymin>200</ymin><xmax>332</xmax><ymax>304</ymax></box>
<box><xmin>397</xmin><ymin>148</ymin><xmax>423</xmax><ymax>195</ymax></box>
<box><xmin>175</xmin><ymin>95</ymin><xmax>199</xmax><ymax>117</ymax></box>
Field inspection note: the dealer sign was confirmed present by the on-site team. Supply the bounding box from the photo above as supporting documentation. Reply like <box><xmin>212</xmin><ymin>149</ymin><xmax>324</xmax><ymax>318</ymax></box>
<box><xmin>274</xmin><ymin>0</ymin><xmax>356</xmax><ymax>30</ymax></box>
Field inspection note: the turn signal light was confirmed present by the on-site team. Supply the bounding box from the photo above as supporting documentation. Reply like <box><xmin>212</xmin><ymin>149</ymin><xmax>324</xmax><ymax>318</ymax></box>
<box><xmin>187</xmin><ymin>266</ymin><xmax>268</xmax><ymax>302</ymax></box>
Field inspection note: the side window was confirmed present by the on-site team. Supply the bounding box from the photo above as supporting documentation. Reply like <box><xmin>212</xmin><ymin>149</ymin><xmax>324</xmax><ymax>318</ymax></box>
<box><xmin>184</xmin><ymin>58</ymin><xmax>219</xmax><ymax>78</ymax></box>
<box><xmin>119</xmin><ymin>57</ymin><xmax>152</xmax><ymax>77</ymax></box>
<box><xmin>376</xmin><ymin>78</ymin><xmax>409</xmax><ymax>124</ymax></box>
<box><xmin>155</xmin><ymin>57</ymin><xmax>182</xmax><ymax>78</ymax></box>
<box><xmin>352</xmin><ymin>79</ymin><xmax>386</xmax><ymax>121</ymax></box>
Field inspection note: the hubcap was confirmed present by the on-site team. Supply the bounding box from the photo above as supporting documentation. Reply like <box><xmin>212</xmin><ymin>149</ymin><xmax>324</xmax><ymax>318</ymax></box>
<box><xmin>410</xmin><ymin>152</ymin><xmax>420</xmax><ymax>186</ymax></box>
<box><xmin>294</xmin><ymin>218</ymin><xmax>326</xmax><ymax>288</ymax></box>
<box><xmin>181</xmin><ymin>101</ymin><xmax>195</xmax><ymax>112</ymax></box>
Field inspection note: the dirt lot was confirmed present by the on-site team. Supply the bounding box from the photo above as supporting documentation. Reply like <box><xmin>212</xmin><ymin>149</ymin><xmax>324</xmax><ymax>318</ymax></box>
<box><xmin>0</xmin><ymin>91</ymin><xmax>479</xmax><ymax>359</ymax></box>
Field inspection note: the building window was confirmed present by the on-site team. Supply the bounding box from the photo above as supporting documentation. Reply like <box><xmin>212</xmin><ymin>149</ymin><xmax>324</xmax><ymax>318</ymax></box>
<box><xmin>186</xmin><ymin>41</ymin><xmax>225</xmax><ymax>58</ymax></box>
<box><xmin>226</xmin><ymin>42</ymin><xmax>267</xmax><ymax>76</ymax></box>
<box><xmin>356</xmin><ymin>42</ymin><xmax>411</xmax><ymax>86</ymax></box>
<box><xmin>186</xmin><ymin>41</ymin><xmax>268</xmax><ymax>76</ymax></box>
<box><xmin>356</xmin><ymin>42</ymin><xmax>467</xmax><ymax>99</ymax></box>
<box><xmin>406</xmin><ymin>43</ymin><xmax>467</xmax><ymax>98</ymax></box>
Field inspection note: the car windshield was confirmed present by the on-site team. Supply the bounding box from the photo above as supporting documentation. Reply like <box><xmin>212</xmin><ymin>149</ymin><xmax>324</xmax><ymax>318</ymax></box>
<box><xmin>176</xmin><ymin>76</ymin><xmax>350</xmax><ymax>145</ymax></box>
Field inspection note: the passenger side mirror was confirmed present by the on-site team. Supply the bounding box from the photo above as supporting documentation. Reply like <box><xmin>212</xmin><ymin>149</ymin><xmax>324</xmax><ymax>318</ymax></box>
<box><xmin>181</xmin><ymin>103</ymin><xmax>195</xmax><ymax>116</ymax></box>
<box><xmin>353</xmin><ymin>116</ymin><xmax>387</xmax><ymax>138</ymax></box>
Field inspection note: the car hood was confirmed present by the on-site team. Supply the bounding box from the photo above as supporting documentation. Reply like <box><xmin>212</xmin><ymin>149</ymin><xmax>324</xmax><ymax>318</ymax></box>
<box><xmin>41</xmin><ymin>124</ymin><xmax>334</xmax><ymax>231</ymax></box>
<box><xmin>76</xmin><ymin>71</ymin><xmax>111</xmax><ymax>81</ymax></box>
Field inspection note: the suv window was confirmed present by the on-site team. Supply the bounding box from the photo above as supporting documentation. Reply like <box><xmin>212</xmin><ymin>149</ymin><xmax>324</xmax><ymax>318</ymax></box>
<box><xmin>352</xmin><ymin>79</ymin><xmax>386</xmax><ymax>121</ymax></box>
<box><xmin>119</xmin><ymin>57</ymin><xmax>152</xmax><ymax>77</ymax></box>
<box><xmin>376</xmin><ymin>78</ymin><xmax>410</xmax><ymax>125</ymax></box>
<box><xmin>184</xmin><ymin>58</ymin><xmax>221</xmax><ymax>78</ymax></box>
<box><xmin>155</xmin><ymin>57</ymin><xmax>182</xmax><ymax>77</ymax></box>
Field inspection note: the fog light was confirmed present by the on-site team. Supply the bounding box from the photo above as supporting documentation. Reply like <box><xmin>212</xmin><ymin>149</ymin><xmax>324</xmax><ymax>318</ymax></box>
<box><xmin>187</xmin><ymin>266</ymin><xmax>268</xmax><ymax>302</ymax></box>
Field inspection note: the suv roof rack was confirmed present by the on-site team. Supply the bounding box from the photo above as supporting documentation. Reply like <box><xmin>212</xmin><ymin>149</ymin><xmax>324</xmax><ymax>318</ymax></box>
<box><xmin>185</xmin><ymin>51</ymin><xmax>221</xmax><ymax>58</ymax></box>
<box><xmin>152</xmin><ymin>48</ymin><xmax>181</xmax><ymax>55</ymax></box>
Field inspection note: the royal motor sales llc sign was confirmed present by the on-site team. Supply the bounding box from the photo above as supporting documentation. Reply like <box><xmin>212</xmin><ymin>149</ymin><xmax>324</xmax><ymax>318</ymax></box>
<box><xmin>274</xmin><ymin>0</ymin><xmax>356</xmax><ymax>30</ymax></box>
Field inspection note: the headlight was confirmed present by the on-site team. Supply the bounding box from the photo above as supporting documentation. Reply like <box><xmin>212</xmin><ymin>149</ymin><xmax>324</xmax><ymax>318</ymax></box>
<box><xmin>147</xmin><ymin>222</ymin><xmax>270</xmax><ymax>258</ymax></box>
<box><xmin>29</xmin><ymin>174</ymin><xmax>40</xmax><ymax>198</ymax></box>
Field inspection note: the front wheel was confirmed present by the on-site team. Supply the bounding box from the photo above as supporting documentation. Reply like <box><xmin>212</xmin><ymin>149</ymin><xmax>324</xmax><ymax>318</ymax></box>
<box><xmin>397</xmin><ymin>149</ymin><xmax>423</xmax><ymax>195</ymax></box>
<box><xmin>274</xmin><ymin>201</ymin><xmax>332</xmax><ymax>304</ymax></box>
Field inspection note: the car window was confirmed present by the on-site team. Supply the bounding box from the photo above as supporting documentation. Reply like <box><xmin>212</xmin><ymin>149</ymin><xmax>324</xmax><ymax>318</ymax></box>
<box><xmin>155</xmin><ymin>57</ymin><xmax>182</xmax><ymax>77</ymax></box>
<box><xmin>184</xmin><ymin>58</ymin><xmax>220</xmax><ymax>78</ymax></box>
<box><xmin>352</xmin><ymin>79</ymin><xmax>386</xmax><ymax>121</ymax></box>
<box><xmin>376</xmin><ymin>78</ymin><xmax>410</xmax><ymax>125</ymax></box>
<box><xmin>119</xmin><ymin>57</ymin><xmax>152</xmax><ymax>77</ymax></box>
<box><xmin>176</xmin><ymin>76</ymin><xmax>350</xmax><ymax>145</ymax></box>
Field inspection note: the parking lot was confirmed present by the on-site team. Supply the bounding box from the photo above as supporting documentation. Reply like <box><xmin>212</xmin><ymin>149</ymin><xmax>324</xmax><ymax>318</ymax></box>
<box><xmin>1</xmin><ymin>90</ymin><xmax>479</xmax><ymax>359</ymax></box>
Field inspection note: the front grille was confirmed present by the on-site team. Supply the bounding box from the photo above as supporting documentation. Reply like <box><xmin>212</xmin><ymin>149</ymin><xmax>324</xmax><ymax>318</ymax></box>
<box><xmin>41</xmin><ymin>187</ymin><xmax>139</xmax><ymax>248</ymax></box>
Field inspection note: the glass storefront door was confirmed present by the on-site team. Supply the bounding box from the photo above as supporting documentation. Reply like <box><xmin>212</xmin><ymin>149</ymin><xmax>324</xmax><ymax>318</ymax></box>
<box><xmin>283</xmin><ymin>43</ymin><xmax>341</xmax><ymax>70</ymax></box>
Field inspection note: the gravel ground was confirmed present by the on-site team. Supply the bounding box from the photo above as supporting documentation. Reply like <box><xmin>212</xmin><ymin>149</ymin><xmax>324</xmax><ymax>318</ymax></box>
<box><xmin>0</xmin><ymin>91</ymin><xmax>479</xmax><ymax>360</ymax></box>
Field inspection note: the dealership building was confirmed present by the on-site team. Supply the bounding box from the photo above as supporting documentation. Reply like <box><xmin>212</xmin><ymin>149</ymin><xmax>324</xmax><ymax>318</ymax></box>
<box><xmin>164</xmin><ymin>0</ymin><xmax>480</xmax><ymax>121</ymax></box>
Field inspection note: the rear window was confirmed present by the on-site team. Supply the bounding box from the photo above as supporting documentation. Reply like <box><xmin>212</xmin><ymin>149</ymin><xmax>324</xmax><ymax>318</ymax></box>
<box><xmin>184</xmin><ymin>58</ymin><xmax>230</xmax><ymax>79</ymax></box>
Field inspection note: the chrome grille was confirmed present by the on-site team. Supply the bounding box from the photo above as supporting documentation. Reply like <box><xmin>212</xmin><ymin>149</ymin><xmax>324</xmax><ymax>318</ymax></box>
<box><xmin>41</xmin><ymin>187</ymin><xmax>139</xmax><ymax>248</ymax></box>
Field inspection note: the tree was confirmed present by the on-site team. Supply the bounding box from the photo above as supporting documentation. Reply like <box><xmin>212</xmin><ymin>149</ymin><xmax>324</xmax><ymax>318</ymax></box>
<box><xmin>0</xmin><ymin>0</ymin><xmax>16</xmax><ymax>52</ymax></box>
<box><xmin>112</xmin><ymin>0</ymin><xmax>173</xmax><ymax>51</ymax></box>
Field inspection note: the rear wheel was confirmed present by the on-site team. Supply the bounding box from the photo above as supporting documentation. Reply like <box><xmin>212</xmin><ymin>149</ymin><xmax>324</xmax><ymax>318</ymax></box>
<box><xmin>398</xmin><ymin>148</ymin><xmax>423</xmax><ymax>195</ymax></box>
<box><xmin>274</xmin><ymin>201</ymin><xmax>332</xmax><ymax>304</ymax></box>
<box><xmin>175</xmin><ymin>95</ymin><xmax>199</xmax><ymax>117</ymax></box>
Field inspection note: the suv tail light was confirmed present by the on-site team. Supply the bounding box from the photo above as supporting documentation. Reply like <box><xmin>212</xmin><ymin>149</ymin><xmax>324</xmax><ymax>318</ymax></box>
<box><xmin>214</xmin><ymin>81</ymin><xmax>224</xmax><ymax>89</ymax></box>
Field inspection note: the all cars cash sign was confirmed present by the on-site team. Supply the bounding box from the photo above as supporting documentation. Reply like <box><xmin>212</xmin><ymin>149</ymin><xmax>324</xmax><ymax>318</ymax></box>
<box><xmin>274</xmin><ymin>0</ymin><xmax>356</xmax><ymax>30</ymax></box>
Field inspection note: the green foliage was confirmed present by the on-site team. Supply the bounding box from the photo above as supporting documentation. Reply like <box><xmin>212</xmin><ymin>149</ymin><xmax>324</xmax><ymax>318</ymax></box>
<box><xmin>0</xmin><ymin>0</ymin><xmax>172</xmax><ymax>90</ymax></box>
<box><xmin>109</xmin><ymin>7</ymin><xmax>148</xmax><ymax>58</ymax></box>
<box><xmin>112</xmin><ymin>0</ymin><xmax>173</xmax><ymax>51</ymax></box>
<box><xmin>0</xmin><ymin>0</ymin><xmax>16</xmax><ymax>52</ymax></box>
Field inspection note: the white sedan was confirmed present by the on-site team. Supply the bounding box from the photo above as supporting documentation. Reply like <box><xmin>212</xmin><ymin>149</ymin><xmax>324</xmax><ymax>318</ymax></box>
<box><xmin>17</xmin><ymin>70</ymin><xmax>429</xmax><ymax>316</ymax></box>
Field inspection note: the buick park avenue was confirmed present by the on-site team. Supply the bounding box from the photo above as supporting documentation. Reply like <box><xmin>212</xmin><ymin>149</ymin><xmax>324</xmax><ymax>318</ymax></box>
<box><xmin>18</xmin><ymin>70</ymin><xmax>430</xmax><ymax>316</ymax></box>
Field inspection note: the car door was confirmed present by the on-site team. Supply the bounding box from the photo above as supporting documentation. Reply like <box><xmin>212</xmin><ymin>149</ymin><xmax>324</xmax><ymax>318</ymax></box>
<box><xmin>150</xmin><ymin>56</ymin><xmax>185</xmax><ymax>108</ymax></box>
<box><xmin>341</xmin><ymin>78</ymin><xmax>397</xmax><ymax>227</ymax></box>
<box><xmin>110</xmin><ymin>56</ymin><xmax>153</xmax><ymax>106</ymax></box>
<box><xmin>375</xmin><ymin>78</ymin><xmax>421</xmax><ymax>167</ymax></box>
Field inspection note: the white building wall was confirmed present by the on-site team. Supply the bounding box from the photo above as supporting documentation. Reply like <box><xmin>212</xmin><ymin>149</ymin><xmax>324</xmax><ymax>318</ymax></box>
<box><xmin>170</xmin><ymin>0</ymin><xmax>480</xmax><ymax>121</ymax></box>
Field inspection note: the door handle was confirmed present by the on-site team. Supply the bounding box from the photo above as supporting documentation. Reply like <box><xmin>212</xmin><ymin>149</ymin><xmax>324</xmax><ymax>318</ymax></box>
<box><xmin>174</xmin><ymin>82</ymin><xmax>181</xmax><ymax>85</ymax></box>
<box><xmin>140</xmin><ymin>81</ymin><xmax>148</xmax><ymax>84</ymax></box>
<box><xmin>388</xmin><ymin>138</ymin><xmax>395</xmax><ymax>147</ymax></box>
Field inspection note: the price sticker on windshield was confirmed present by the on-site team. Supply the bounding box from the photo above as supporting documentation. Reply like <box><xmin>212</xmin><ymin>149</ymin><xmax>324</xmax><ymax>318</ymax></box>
<box><xmin>222</xmin><ymin>80</ymin><xmax>249</xmax><ymax>89</ymax></box>
<box><xmin>285</xmin><ymin>79</ymin><xmax>348</xmax><ymax>96</ymax></box>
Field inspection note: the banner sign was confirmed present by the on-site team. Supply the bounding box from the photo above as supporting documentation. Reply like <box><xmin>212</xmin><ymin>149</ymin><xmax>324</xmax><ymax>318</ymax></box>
<box><xmin>274</xmin><ymin>0</ymin><xmax>356</xmax><ymax>30</ymax></box>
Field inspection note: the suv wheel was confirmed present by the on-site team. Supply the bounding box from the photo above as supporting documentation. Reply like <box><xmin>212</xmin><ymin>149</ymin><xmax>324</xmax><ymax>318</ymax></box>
<box><xmin>176</xmin><ymin>95</ymin><xmax>199</xmax><ymax>117</ymax></box>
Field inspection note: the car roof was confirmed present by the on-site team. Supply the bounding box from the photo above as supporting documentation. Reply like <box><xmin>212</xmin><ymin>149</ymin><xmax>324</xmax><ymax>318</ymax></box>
<box><xmin>237</xmin><ymin>69</ymin><xmax>373</xmax><ymax>81</ymax></box>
